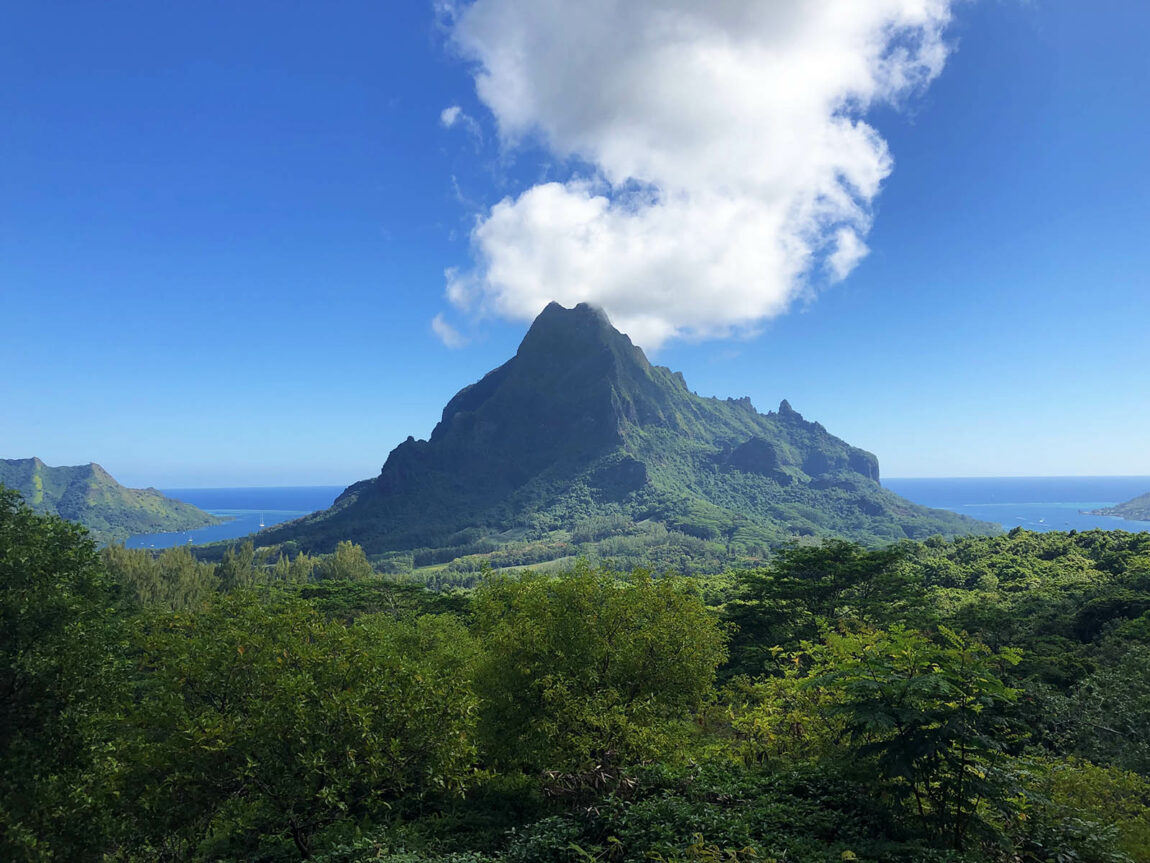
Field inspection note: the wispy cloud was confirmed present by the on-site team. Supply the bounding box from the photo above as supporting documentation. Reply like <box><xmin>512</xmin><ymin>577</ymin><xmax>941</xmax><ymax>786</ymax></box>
<box><xmin>440</xmin><ymin>105</ymin><xmax>464</xmax><ymax>127</ymax></box>
<box><xmin>441</xmin><ymin>0</ymin><xmax>954</xmax><ymax>349</ymax></box>
<box><xmin>431</xmin><ymin>312</ymin><xmax>468</xmax><ymax>348</ymax></box>
<box><xmin>440</xmin><ymin>103</ymin><xmax>484</xmax><ymax>142</ymax></box>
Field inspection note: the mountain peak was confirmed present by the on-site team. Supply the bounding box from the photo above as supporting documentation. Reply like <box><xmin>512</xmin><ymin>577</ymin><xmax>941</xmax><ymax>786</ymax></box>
<box><xmin>523</xmin><ymin>302</ymin><xmax>621</xmax><ymax>343</ymax></box>
<box><xmin>261</xmin><ymin>301</ymin><xmax>998</xmax><ymax>560</ymax></box>
<box><xmin>538</xmin><ymin>300</ymin><xmax>609</xmax><ymax>322</ymax></box>
<box><xmin>423</xmin><ymin>302</ymin><xmax>658</xmax><ymax>480</ymax></box>
<box><xmin>516</xmin><ymin>301</ymin><xmax>644</xmax><ymax>369</ymax></box>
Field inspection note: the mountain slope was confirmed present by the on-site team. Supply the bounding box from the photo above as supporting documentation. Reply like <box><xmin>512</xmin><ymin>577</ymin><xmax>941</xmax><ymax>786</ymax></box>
<box><xmin>263</xmin><ymin>302</ymin><xmax>997</xmax><ymax>569</ymax></box>
<box><xmin>0</xmin><ymin>458</ymin><xmax>222</xmax><ymax>543</ymax></box>
<box><xmin>1090</xmin><ymin>492</ymin><xmax>1150</xmax><ymax>522</ymax></box>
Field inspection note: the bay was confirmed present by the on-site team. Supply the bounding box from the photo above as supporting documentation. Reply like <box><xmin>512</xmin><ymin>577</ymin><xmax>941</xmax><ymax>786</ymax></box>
<box><xmin>884</xmin><ymin>476</ymin><xmax>1150</xmax><ymax>534</ymax></box>
<box><xmin>125</xmin><ymin>486</ymin><xmax>344</xmax><ymax>549</ymax></box>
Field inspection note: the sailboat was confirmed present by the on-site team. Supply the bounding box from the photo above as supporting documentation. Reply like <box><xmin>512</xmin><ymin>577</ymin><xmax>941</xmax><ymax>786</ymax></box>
<box><xmin>258</xmin><ymin>513</ymin><xmax>265</xmax><ymax>530</ymax></box>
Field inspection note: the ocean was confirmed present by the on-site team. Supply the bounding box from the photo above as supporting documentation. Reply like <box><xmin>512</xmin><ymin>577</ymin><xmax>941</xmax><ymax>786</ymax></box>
<box><xmin>884</xmin><ymin>476</ymin><xmax>1150</xmax><ymax>534</ymax></box>
<box><xmin>126</xmin><ymin>476</ymin><xmax>1150</xmax><ymax>549</ymax></box>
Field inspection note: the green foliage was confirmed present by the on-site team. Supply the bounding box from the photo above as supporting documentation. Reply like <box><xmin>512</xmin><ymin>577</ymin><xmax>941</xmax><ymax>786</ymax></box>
<box><xmin>807</xmin><ymin>626</ymin><xmax>1023</xmax><ymax>850</ymax></box>
<box><xmin>724</xmin><ymin>540</ymin><xmax>922</xmax><ymax>674</ymax></box>
<box><xmin>913</xmin><ymin>529</ymin><xmax>1150</xmax><ymax>688</ymax></box>
<box><xmin>494</xmin><ymin>762</ymin><xmax>926</xmax><ymax>863</ymax></box>
<box><xmin>1004</xmin><ymin>757</ymin><xmax>1149</xmax><ymax>863</ymax></box>
<box><xmin>318</xmin><ymin>540</ymin><xmax>376</xmax><ymax>581</ymax></box>
<box><xmin>316</xmin><ymin>847</ymin><xmax>495</xmax><ymax>863</ymax></box>
<box><xmin>1064</xmin><ymin>645</ymin><xmax>1150</xmax><ymax>775</ymax></box>
<box><xmin>271</xmin><ymin>547</ymin><xmax>321</xmax><ymax>583</ymax></box>
<box><xmin>0</xmin><ymin>486</ymin><xmax>124</xmax><ymax>860</ymax></box>
<box><xmin>5</xmin><ymin>501</ymin><xmax>1150</xmax><ymax>862</ymax></box>
<box><xmin>102</xmin><ymin>540</ymin><xmax>387</xmax><ymax>614</ymax></box>
<box><xmin>471</xmin><ymin>563</ymin><xmax>728</xmax><ymax>772</ymax></box>
<box><xmin>102</xmin><ymin>542</ymin><xmax>220</xmax><ymax>610</ymax></box>
<box><xmin>217</xmin><ymin>540</ymin><xmax>262</xmax><ymax>590</ymax></box>
<box><xmin>296</xmin><ymin>578</ymin><xmax>472</xmax><ymax>622</ymax></box>
<box><xmin>720</xmin><ymin>659</ymin><xmax>847</xmax><ymax>767</ymax></box>
<box><xmin>1039</xmin><ymin>759</ymin><xmax>1150</xmax><ymax>862</ymax></box>
<box><xmin>109</xmin><ymin>594</ymin><xmax>479</xmax><ymax>858</ymax></box>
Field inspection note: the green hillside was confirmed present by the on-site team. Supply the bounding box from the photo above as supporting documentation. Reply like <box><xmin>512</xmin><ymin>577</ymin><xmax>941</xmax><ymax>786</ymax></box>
<box><xmin>263</xmin><ymin>302</ymin><xmax>997</xmax><ymax>572</ymax></box>
<box><xmin>1091</xmin><ymin>490</ymin><xmax>1150</xmax><ymax>521</ymax></box>
<box><xmin>0</xmin><ymin>457</ymin><xmax>221</xmax><ymax>543</ymax></box>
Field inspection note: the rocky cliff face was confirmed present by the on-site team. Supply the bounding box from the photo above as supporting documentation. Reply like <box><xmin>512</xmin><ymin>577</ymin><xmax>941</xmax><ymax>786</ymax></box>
<box><xmin>263</xmin><ymin>302</ymin><xmax>997</xmax><ymax>561</ymax></box>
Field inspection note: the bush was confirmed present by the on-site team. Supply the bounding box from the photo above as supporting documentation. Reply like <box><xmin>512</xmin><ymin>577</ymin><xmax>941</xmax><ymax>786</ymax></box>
<box><xmin>471</xmin><ymin>563</ymin><xmax>728</xmax><ymax>772</ymax></box>
<box><xmin>111</xmin><ymin>596</ymin><xmax>478</xmax><ymax>858</ymax></box>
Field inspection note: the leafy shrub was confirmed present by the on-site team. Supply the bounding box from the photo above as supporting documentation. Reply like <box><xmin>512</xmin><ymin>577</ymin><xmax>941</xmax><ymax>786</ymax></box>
<box><xmin>471</xmin><ymin>564</ymin><xmax>727</xmax><ymax>772</ymax></box>
<box><xmin>111</xmin><ymin>596</ymin><xmax>478</xmax><ymax>858</ymax></box>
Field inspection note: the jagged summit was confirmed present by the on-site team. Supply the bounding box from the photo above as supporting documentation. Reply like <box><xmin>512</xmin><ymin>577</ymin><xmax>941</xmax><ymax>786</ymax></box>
<box><xmin>518</xmin><ymin>301</ymin><xmax>643</xmax><ymax>361</ymax></box>
<box><xmin>522</xmin><ymin>300</ymin><xmax>617</xmax><ymax>343</ymax></box>
<box><xmin>263</xmin><ymin>303</ymin><xmax>997</xmax><ymax>566</ymax></box>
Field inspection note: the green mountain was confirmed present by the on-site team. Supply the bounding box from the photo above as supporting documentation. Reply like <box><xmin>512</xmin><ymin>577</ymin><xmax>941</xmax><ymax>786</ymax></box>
<box><xmin>0</xmin><ymin>457</ymin><xmax>222</xmax><ymax>543</ymax></box>
<box><xmin>263</xmin><ymin>302</ymin><xmax>997</xmax><ymax>572</ymax></box>
<box><xmin>1090</xmin><ymin>491</ymin><xmax>1150</xmax><ymax>522</ymax></box>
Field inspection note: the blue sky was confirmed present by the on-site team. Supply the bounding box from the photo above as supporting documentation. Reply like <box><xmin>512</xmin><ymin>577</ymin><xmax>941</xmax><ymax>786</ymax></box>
<box><xmin>2</xmin><ymin>1</ymin><xmax>1147</xmax><ymax>487</ymax></box>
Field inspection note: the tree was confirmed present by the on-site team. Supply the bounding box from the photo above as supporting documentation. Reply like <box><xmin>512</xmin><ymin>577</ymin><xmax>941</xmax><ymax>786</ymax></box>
<box><xmin>317</xmin><ymin>540</ymin><xmax>374</xmax><ymax>582</ymax></box>
<box><xmin>102</xmin><ymin>542</ymin><xmax>219</xmax><ymax>610</ymax></box>
<box><xmin>807</xmin><ymin>625</ymin><xmax>1023</xmax><ymax>850</ymax></box>
<box><xmin>113</xmin><ymin>594</ymin><xmax>478</xmax><ymax>859</ymax></box>
<box><xmin>1066</xmin><ymin>644</ymin><xmax>1150</xmax><ymax>775</ymax></box>
<box><xmin>471</xmin><ymin>563</ymin><xmax>727</xmax><ymax>772</ymax></box>
<box><xmin>0</xmin><ymin>486</ymin><xmax>123</xmax><ymax>860</ymax></box>
<box><xmin>217</xmin><ymin>541</ymin><xmax>259</xmax><ymax>591</ymax></box>
<box><xmin>725</xmin><ymin>540</ymin><xmax>920</xmax><ymax>675</ymax></box>
<box><xmin>271</xmin><ymin>549</ymin><xmax>317</xmax><ymax>584</ymax></box>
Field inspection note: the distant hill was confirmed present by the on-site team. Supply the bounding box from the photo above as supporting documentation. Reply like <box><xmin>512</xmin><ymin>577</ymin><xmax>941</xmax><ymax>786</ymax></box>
<box><xmin>263</xmin><ymin>303</ymin><xmax>996</xmax><ymax>574</ymax></box>
<box><xmin>1090</xmin><ymin>491</ymin><xmax>1150</xmax><ymax>522</ymax></box>
<box><xmin>0</xmin><ymin>458</ymin><xmax>222</xmax><ymax>543</ymax></box>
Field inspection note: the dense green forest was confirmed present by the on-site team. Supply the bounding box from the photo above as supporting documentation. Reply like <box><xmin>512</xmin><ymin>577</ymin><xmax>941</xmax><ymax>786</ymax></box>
<box><xmin>3</xmin><ymin>485</ymin><xmax>1150</xmax><ymax>862</ymax></box>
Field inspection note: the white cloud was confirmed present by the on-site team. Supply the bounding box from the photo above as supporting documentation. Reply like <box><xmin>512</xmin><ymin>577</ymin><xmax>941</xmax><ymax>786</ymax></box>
<box><xmin>440</xmin><ymin>103</ymin><xmax>484</xmax><ymax>142</ymax></box>
<box><xmin>826</xmin><ymin>227</ymin><xmax>870</xmax><ymax>282</ymax></box>
<box><xmin>431</xmin><ymin>313</ymin><xmax>468</xmax><ymax>348</ymax></box>
<box><xmin>440</xmin><ymin>105</ymin><xmax>463</xmax><ymax>127</ymax></box>
<box><xmin>442</xmin><ymin>0</ymin><xmax>954</xmax><ymax>349</ymax></box>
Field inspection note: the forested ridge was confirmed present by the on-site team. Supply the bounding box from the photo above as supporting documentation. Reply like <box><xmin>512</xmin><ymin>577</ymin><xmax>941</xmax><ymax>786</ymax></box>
<box><xmin>0</xmin><ymin>458</ymin><xmax>221</xmax><ymax>543</ymax></box>
<box><xmin>3</xmin><ymin>484</ymin><xmax>1150</xmax><ymax>862</ymax></box>
<box><xmin>1092</xmin><ymin>492</ymin><xmax>1150</xmax><ymax>523</ymax></box>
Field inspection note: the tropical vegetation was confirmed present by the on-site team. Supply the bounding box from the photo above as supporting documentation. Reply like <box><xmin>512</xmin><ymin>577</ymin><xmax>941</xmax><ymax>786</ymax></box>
<box><xmin>3</xmin><ymin>485</ymin><xmax>1149</xmax><ymax>861</ymax></box>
